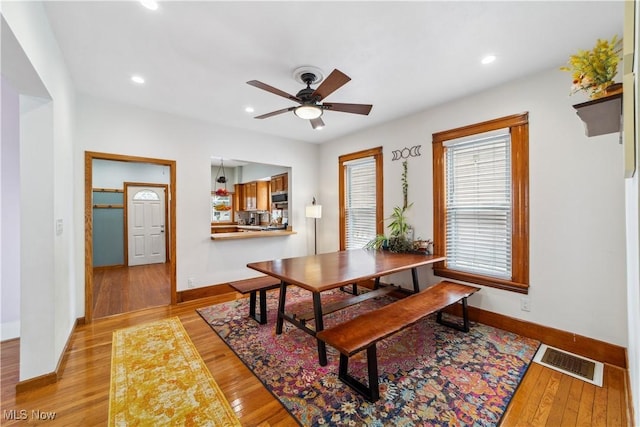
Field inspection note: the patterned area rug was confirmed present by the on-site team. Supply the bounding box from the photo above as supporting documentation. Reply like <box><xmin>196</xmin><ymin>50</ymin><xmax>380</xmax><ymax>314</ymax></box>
<box><xmin>197</xmin><ymin>287</ymin><xmax>540</xmax><ymax>426</ymax></box>
<box><xmin>109</xmin><ymin>317</ymin><xmax>241</xmax><ymax>426</ymax></box>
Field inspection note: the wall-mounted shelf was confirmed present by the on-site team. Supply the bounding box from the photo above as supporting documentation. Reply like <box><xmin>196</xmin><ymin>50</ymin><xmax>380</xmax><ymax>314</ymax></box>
<box><xmin>573</xmin><ymin>92</ymin><xmax>622</xmax><ymax>137</ymax></box>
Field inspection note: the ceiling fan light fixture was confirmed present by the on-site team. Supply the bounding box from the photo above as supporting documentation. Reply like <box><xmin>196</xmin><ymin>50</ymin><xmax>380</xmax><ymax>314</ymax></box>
<box><xmin>294</xmin><ymin>105</ymin><xmax>323</xmax><ymax>120</ymax></box>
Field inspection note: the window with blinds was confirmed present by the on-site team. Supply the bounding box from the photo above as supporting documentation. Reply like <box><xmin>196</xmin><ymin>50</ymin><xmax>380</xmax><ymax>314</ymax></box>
<box><xmin>444</xmin><ymin>130</ymin><xmax>512</xmax><ymax>279</ymax></box>
<box><xmin>432</xmin><ymin>112</ymin><xmax>529</xmax><ymax>293</ymax></box>
<box><xmin>344</xmin><ymin>156</ymin><xmax>377</xmax><ymax>249</ymax></box>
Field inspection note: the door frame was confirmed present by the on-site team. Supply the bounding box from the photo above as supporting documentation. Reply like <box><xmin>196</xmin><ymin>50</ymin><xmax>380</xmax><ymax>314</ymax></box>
<box><xmin>124</xmin><ymin>182</ymin><xmax>170</xmax><ymax>266</ymax></box>
<box><xmin>85</xmin><ymin>151</ymin><xmax>177</xmax><ymax>323</ymax></box>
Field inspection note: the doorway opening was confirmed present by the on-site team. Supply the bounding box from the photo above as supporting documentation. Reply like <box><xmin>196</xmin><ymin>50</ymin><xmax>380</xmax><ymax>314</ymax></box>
<box><xmin>85</xmin><ymin>152</ymin><xmax>177</xmax><ymax>323</ymax></box>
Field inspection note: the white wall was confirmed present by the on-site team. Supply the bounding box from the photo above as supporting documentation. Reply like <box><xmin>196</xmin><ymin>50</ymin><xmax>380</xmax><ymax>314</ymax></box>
<box><xmin>75</xmin><ymin>94</ymin><xmax>320</xmax><ymax>291</ymax></box>
<box><xmin>1</xmin><ymin>77</ymin><xmax>21</xmax><ymax>340</ymax></box>
<box><xmin>1</xmin><ymin>2</ymin><xmax>77</xmax><ymax>380</ymax></box>
<box><xmin>20</xmin><ymin>99</ymin><xmax>56</xmax><ymax>377</ymax></box>
<box><xmin>319</xmin><ymin>68</ymin><xmax>628</xmax><ymax>348</ymax></box>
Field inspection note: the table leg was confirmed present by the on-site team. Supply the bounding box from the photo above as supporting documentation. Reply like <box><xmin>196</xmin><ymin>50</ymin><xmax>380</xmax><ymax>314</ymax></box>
<box><xmin>411</xmin><ymin>268</ymin><xmax>420</xmax><ymax>293</ymax></box>
<box><xmin>275</xmin><ymin>280</ymin><xmax>287</xmax><ymax>335</ymax></box>
<box><xmin>312</xmin><ymin>292</ymin><xmax>327</xmax><ymax>366</ymax></box>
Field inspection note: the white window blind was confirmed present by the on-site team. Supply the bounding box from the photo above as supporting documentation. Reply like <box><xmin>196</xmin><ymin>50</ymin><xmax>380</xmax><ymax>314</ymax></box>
<box><xmin>444</xmin><ymin>129</ymin><xmax>512</xmax><ymax>279</ymax></box>
<box><xmin>344</xmin><ymin>156</ymin><xmax>377</xmax><ymax>249</ymax></box>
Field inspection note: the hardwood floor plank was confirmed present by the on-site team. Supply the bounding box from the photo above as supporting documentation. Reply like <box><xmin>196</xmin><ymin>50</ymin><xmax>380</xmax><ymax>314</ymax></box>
<box><xmin>546</xmin><ymin>374</ymin><xmax>573</xmax><ymax>426</ymax></box>
<box><xmin>1</xmin><ymin>286</ymin><xmax>632</xmax><ymax>427</ymax></box>
<box><xmin>92</xmin><ymin>263</ymin><xmax>171</xmax><ymax>318</ymax></box>
<box><xmin>501</xmin><ymin>362</ymin><xmax>543</xmax><ymax>423</ymax></box>
<box><xmin>575</xmin><ymin>382</ymin><xmax>596</xmax><ymax>427</ymax></box>
<box><xmin>606</xmin><ymin>365</ymin><xmax>626</xmax><ymax>427</ymax></box>
<box><xmin>559</xmin><ymin>377</ymin><xmax>584</xmax><ymax>427</ymax></box>
<box><xmin>530</xmin><ymin>370</ymin><xmax>562</xmax><ymax>426</ymax></box>
<box><xmin>516</xmin><ymin>364</ymin><xmax>553</xmax><ymax>423</ymax></box>
<box><xmin>593</xmin><ymin>374</ymin><xmax>609</xmax><ymax>426</ymax></box>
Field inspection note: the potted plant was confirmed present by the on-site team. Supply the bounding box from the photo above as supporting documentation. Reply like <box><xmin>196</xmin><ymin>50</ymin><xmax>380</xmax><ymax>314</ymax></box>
<box><xmin>560</xmin><ymin>35</ymin><xmax>623</xmax><ymax>99</ymax></box>
<box><xmin>365</xmin><ymin>161</ymin><xmax>416</xmax><ymax>252</ymax></box>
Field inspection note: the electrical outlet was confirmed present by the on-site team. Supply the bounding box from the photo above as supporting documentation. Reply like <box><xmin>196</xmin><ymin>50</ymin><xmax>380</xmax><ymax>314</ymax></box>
<box><xmin>187</xmin><ymin>278</ymin><xmax>195</xmax><ymax>288</ymax></box>
<box><xmin>520</xmin><ymin>296</ymin><xmax>531</xmax><ymax>312</ymax></box>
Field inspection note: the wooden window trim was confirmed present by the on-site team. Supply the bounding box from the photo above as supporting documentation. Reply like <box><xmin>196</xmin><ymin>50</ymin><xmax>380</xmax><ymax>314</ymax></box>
<box><xmin>432</xmin><ymin>113</ymin><xmax>529</xmax><ymax>294</ymax></box>
<box><xmin>339</xmin><ymin>147</ymin><xmax>384</xmax><ymax>251</ymax></box>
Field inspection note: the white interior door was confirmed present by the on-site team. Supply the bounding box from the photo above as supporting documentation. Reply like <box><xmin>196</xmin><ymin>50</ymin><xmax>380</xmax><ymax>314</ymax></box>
<box><xmin>127</xmin><ymin>186</ymin><xmax>166</xmax><ymax>266</ymax></box>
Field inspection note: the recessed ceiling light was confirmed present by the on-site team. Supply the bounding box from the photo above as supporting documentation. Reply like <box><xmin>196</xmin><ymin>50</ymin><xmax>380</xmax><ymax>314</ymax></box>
<box><xmin>245</xmin><ymin>106</ymin><xmax>254</xmax><ymax>113</ymax></box>
<box><xmin>131</xmin><ymin>75</ymin><xmax>145</xmax><ymax>84</ymax></box>
<box><xmin>140</xmin><ymin>0</ymin><xmax>159</xmax><ymax>11</ymax></box>
<box><xmin>481</xmin><ymin>55</ymin><xmax>497</xmax><ymax>65</ymax></box>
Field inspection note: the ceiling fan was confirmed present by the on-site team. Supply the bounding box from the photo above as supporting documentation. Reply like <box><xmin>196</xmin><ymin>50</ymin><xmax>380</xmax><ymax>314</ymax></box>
<box><xmin>246</xmin><ymin>68</ymin><xmax>373</xmax><ymax>130</ymax></box>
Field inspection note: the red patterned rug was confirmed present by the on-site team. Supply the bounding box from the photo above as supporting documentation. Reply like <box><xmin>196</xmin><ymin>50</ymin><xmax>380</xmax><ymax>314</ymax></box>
<box><xmin>197</xmin><ymin>287</ymin><xmax>539</xmax><ymax>426</ymax></box>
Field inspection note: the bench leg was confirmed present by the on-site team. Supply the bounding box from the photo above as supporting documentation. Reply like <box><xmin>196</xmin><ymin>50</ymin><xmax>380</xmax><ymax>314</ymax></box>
<box><xmin>339</xmin><ymin>283</ymin><xmax>359</xmax><ymax>295</ymax></box>
<box><xmin>437</xmin><ymin>297</ymin><xmax>470</xmax><ymax>332</ymax></box>
<box><xmin>248</xmin><ymin>291</ymin><xmax>257</xmax><ymax>321</ymax></box>
<box><xmin>337</xmin><ymin>345</ymin><xmax>380</xmax><ymax>402</ymax></box>
<box><xmin>411</xmin><ymin>268</ymin><xmax>420</xmax><ymax>293</ymax></box>
<box><xmin>247</xmin><ymin>290</ymin><xmax>269</xmax><ymax>325</ymax></box>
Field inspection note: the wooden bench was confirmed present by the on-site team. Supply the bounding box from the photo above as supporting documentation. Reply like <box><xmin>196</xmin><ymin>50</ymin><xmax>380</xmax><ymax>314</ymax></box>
<box><xmin>316</xmin><ymin>281</ymin><xmax>480</xmax><ymax>402</ymax></box>
<box><xmin>229</xmin><ymin>276</ymin><xmax>281</xmax><ymax>324</ymax></box>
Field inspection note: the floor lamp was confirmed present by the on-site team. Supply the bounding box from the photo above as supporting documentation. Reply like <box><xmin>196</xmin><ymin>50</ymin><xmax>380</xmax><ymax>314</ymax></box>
<box><xmin>305</xmin><ymin>197</ymin><xmax>322</xmax><ymax>255</ymax></box>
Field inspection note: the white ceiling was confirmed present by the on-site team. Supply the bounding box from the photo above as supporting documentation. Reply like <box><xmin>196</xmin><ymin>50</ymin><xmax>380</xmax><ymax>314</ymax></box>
<box><xmin>42</xmin><ymin>1</ymin><xmax>624</xmax><ymax>144</ymax></box>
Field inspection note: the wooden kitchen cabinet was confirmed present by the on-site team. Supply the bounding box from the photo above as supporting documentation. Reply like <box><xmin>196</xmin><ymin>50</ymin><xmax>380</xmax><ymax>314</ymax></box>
<box><xmin>256</xmin><ymin>181</ymin><xmax>269</xmax><ymax>210</ymax></box>
<box><xmin>243</xmin><ymin>181</ymin><xmax>269</xmax><ymax>211</ymax></box>
<box><xmin>234</xmin><ymin>184</ymin><xmax>246</xmax><ymax>211</ymax></box>
<box><xmin>270</xmin><ymin>172</ymin><xmax>288</xmax><ymax>193</ymax></box>
<box><xmin>245</xmin><ymin>182</ymin><xmax>256</xmax><ymax>210</ymax></box>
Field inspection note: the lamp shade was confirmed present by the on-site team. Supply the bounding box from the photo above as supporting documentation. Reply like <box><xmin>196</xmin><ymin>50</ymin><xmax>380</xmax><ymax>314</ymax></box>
<box><xmin>294</xmin><ymin>105</ymin><xmax>323</xmax><ymax>120</ymax></box>
<box><xmin>305</xmin><ymin>204</ymin><xmax>322</xmax><ymax>219</ymax></box>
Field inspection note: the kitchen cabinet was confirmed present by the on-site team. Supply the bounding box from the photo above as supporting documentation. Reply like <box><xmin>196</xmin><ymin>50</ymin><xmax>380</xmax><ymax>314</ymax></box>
<box><xmin>245</xmin><ymin>182</ymin><xmax>256</xmax><ymax>210</ymax></box>
<box><xmin>243</xmin><ymin>181</ymin><xmax>269</xmax><ymax>211</ymax></box>
<box><xmin>271</xmin><ymin>172</ymin><xmax>288</xmax><ymax>193</ymax></box>
<box><xmin>234</xmin><ymin>184</ymin><xmax>246</xmax><ymax>211</ymax></box>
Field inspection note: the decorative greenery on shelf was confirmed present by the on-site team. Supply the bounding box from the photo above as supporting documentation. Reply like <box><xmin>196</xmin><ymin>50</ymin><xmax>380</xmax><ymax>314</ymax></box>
<box><xmin>401</xmin><ymin>159</ymin><xmax>409</xmax><ymax>209</ymax></box>
<box><xmin>366</xmin><ymin>160</ymin><xmax>428</xmax><ymax>253</ymax></box>
<box><xmin>365</xmin><ymin>204</ymin><xmax>415</xmax><ymax>252</ymax></box>
<box><xmin>560</xmin><ymin>34</ymin><xmax>622</xmax><ymax>99</ymax></box>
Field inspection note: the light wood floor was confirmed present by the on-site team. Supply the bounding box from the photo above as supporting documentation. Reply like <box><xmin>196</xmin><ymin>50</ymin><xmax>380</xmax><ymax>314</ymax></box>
<box><xmin>1</xmin><ymin>292</ymin><xmax>632</xmax><ymax>426</ymax></box>
<box><xmin>92</xmin><ymin>263</ymin><xmax>171</xmax><ymax>318</ymax></box>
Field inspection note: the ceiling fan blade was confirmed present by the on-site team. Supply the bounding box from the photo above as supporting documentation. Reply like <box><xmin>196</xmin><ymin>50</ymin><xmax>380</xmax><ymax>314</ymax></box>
<box><xmin>311</xmin><ymin>69</ymin><xmax>351</xmax><ymax>101</ymax></box>
<box><xmin>254</xmin><ymin>107</ymin><xmax>295</xmax><ymax>119</ymax></box>
<box><xmin>310</xmin><ymin>117</ymin><xmax>325</xmax><ymax>129</ymax></box>
<box><xmin>247</xmin><ymin>80</ymin><xmax>301</xmax><ymax>103</ymax></box>
<box><xmin>323</xmin><ymin>102</ymin><xmax>373</xmax><ymax>115</ymax></box>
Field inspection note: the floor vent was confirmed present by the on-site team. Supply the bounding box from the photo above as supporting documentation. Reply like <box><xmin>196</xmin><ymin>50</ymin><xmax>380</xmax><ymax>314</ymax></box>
<box><xmin>533</xmin><ymin>344</ymin><xmax>603</xmax><ymax>387</ymax></box>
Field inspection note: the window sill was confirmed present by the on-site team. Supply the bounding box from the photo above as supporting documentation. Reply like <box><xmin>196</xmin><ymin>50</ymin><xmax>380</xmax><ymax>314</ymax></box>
<box><xmin>434</xmin><ymin>268</ymin><xmax>529</xmax><ymax>294</ymax></box>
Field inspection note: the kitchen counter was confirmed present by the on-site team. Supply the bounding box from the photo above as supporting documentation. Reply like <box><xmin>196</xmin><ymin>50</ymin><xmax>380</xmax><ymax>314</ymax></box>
<box><xmin>210</xmin><ymin>224</ymin><xmax>295</xmax><ymax>240</ymax></box>
<box><xmin>211</xmin><ymin>229</ymin><xmax>296</xmax><ymax>240</ymax></box>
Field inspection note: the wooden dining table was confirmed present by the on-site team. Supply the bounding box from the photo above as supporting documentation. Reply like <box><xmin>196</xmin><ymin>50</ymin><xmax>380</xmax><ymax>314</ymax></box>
<box><xmin>247</xmin><ymin>249</ymin><xmax>445</xmax><ymax>365</ymax></box>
